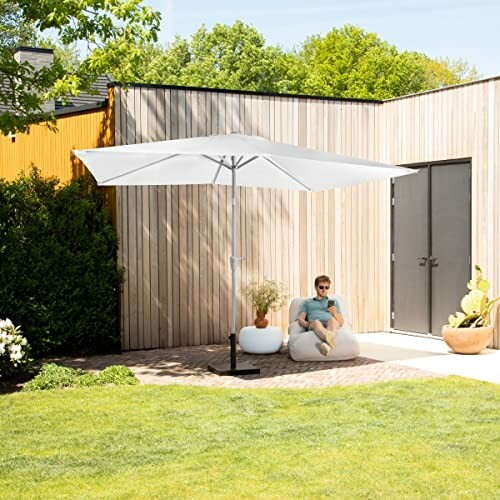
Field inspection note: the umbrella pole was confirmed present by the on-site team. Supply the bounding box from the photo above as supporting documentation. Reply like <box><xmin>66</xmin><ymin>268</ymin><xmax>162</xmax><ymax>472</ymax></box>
<box><xmin>208</xmin><ymin>157</ymin><xmax>260</xmax><ymax>376</ymax></box>
<box><xmin>230</xmin><ymin>159</ymin><xmax>238</xmax><ymax>370</ymax></box>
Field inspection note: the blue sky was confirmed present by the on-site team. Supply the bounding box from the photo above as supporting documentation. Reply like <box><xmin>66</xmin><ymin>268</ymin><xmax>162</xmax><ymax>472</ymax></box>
<box><xmin>146</xmin><ymin>0</ymin><xmax>499</xmax><ymax>78</ymax></box>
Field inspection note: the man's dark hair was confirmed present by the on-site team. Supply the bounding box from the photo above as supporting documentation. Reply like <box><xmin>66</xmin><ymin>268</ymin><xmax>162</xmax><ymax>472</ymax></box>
<box><xmin>314</xmin><ymin>275</ymin><xmax>331</xmax><ymax>287</ymax></box>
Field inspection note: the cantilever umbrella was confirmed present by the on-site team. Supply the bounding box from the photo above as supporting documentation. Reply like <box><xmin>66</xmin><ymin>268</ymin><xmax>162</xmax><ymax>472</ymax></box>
<box><xmin>74</xmin><ymin>133</ymin><xmax>416</xmax><ymax>375</ymax></box>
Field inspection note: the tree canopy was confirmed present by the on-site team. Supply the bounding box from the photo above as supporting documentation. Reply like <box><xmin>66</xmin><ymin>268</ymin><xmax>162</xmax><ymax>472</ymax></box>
<box><xmin>1</xmin><ymin>15</ymin><xmax>480</xmax><ymax>135</ymax></box>
<box><xmin>137</xmin><ymin>22</ymin><xmax>478</xmax><ymax>100</ymax></box>
<box><xmin>0</xmin><ymin>0</ymin><xmax>161</xmax><ymax>135</ymax></box>
<box><xmin>0</xmin><ymin>0</ymin><xmax>39</xmax><ymax>49</ymax></box>
<box><xmin>127</xmin><ymin>21</ymin><xmax>295</xmax><ymax>94</ymax></box>
<box><xmin>297</xmin><ymin>25</ymin><xmax>479</xmax><ymax>99</ymax></box>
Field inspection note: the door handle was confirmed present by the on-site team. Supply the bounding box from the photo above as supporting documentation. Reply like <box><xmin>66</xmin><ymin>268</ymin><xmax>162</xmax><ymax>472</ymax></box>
<box><xmin>417</xmin><ymin>257</ymin><xmax>427</xmax><ymax>266</ymax></box>
<box><xmin>429</xmin><ymin>256</ymin><xmax>438</xmax><ymax>267</ymax></box>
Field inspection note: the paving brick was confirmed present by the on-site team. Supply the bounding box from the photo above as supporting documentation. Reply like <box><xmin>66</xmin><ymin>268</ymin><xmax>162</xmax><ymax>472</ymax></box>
<box><xmin>44</xmin><ymin>344</ymin><xmax>442</xmax><ymax>389</ymax></box>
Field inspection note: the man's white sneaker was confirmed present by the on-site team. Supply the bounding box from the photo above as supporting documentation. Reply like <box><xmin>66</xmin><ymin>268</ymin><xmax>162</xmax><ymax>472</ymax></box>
<box><xmin>320</xmin><ymin>342</ymin><xmax>331</xmax><ymax>356</ymax></box>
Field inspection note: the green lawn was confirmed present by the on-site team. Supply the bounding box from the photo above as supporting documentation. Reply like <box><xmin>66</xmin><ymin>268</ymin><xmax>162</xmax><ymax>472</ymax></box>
<box><xmin>1</xmin><ymin>376</ymin><xmax>498</xmax><ymax>498</ymax></box>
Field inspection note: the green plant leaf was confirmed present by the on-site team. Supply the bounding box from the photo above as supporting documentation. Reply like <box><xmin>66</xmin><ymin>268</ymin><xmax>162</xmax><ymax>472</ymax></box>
<box><xmin>478</xmin><ymin>279</ymin><xmax>489</xmax><ymax>293</ymax></box>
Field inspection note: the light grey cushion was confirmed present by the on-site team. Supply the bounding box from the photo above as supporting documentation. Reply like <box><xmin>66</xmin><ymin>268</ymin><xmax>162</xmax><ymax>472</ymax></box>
<box><xmin>287</xmin><ymin>295</ymin><xmax>360</xmax><ymax>361</ymax></box>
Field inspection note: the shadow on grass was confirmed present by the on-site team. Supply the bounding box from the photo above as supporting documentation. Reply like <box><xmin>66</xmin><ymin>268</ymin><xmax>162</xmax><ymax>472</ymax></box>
<box><xmin>0</xmin><ymin>369</ymin><xmax>39</xmax><ymax>394</ymax></box>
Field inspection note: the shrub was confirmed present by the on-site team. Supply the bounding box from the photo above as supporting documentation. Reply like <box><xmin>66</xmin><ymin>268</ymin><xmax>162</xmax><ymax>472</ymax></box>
<box><xmin>22</xmin><ymin>363</ymin><xmax>139</xmax><ymax>391</ymax></box>
<box><xmin>0</xmin><ymin>167</ymin><xmax>122</xmax><ymax>356</ymax></box>
<box><xmin>99</xmin><ymin>365</ymin><xmax>139</xmax><ymax>385</ymax></box>
<box><xmin>22</xmin><ymin>363</ymin><xmax>85</xmax><ymax>391</ymax></box>
<box><xmin>0</xmin><ymin>319</ymin><xmax>32</xmax><ymax>378</ymax></box>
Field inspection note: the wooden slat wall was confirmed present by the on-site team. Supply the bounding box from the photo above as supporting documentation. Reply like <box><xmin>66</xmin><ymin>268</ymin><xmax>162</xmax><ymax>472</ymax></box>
<box><xmin>115</xmin><ymin>87</ymin><xmax>385</xmax><ymax>349</ymax></box>
<box><xmin>115</xmin><ymin>80</ymin><xmax>500</xmax><ymax>350</ymax></box>
<box><xmin>381</xmin><ymin>80</ymin><xmax>500</xmax><ymax>348</ymax></box>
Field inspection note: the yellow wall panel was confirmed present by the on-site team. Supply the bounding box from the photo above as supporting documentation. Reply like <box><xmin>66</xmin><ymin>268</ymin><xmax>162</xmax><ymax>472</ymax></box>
<box><xmin>0</xmin><ymin>89</ymin><xmax>116</xmax><ymax>223</ymax></box>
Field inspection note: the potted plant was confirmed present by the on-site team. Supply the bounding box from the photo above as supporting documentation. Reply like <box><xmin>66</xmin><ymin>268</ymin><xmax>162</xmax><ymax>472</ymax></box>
<box><xmin>443</xmin><ymin>265</ymin><xmax>500</xmax><ymax>354</ymax></box>
<box><xmin>243</xmin><ymin>280</ymin><xmax>288</xmax><ymax>328</ymax></box>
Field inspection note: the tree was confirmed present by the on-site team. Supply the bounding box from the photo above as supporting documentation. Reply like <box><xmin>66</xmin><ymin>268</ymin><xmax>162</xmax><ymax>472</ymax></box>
<box><xmin>424</xmin><ymin>57</ymin><xmax>480</xmax><ymax>88</ymax></box>
<box><xmin>296</xmin><ymin>25</ymin><xmax>479</xmax><ymax>99</ymax></box>
<box><xmin>127</xmin><ymin>22</ymin><xmax>479</xmax><ymax>101</ymax></box>
<box><xmin>0</xmin><ymin>0</ymin><xmax>161</xmax><ymax>135</ymax></box>
<box><xmin>128</xmin><ymin>21</ymin><xmax>294</xmax><ymax>93</ymax></box>
<box><xmin>0</xmin><ymin>0</ymin><xmax>39</xmax><ymax>49</ymax></box>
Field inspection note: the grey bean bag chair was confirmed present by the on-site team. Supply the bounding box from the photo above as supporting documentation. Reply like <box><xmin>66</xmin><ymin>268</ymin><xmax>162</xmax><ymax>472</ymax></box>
<box><xmin>288</xmin><ymin>295</ymin><xmax>360</xmax><ymax>361</ymax></box>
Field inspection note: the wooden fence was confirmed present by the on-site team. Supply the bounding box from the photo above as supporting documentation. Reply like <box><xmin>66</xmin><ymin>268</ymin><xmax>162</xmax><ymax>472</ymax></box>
<box><xmin>113</xmin><ymin>80</ymin><xmax>500</xmax><ymax>349</ymax></box>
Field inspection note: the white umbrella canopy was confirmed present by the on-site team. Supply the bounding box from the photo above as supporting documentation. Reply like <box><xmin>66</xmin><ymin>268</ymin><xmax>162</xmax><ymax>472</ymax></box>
<box><xmin>74</xmin><ymin>133</ymin><xmax>416</xmax><ymax>376</ymax></box>
<box><xmin>74</xmin><ymin>133</ymin><xmax>414</xmax><ymax>189</ymax></box>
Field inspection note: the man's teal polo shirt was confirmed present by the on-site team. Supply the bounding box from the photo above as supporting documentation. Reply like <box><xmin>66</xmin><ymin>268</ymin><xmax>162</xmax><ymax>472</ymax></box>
<box><xmin>299</xmin><ymin>296</ymin><xmax>342</xmax><ymax>323</ymax></box>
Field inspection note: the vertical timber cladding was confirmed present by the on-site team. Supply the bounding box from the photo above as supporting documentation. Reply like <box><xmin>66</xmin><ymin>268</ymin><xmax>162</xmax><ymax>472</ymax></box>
<box><xmin>383</xmin><ymin>79</ymin><xmax>500</xmax><ymax>348</ymax></box>
<box><xmin>114</xmin><ymin>85</ymin><xmax>387</xmax><ymax>350</ymax></box>
<box><xmin>115</xmin><ymin>79</ymin><xmax>500</xmax><ymax>350</ymax></box>
<box><xmin>0</xmin><ymin>103</ymin><xmax>114</xmax><ymax>182</ymax></box>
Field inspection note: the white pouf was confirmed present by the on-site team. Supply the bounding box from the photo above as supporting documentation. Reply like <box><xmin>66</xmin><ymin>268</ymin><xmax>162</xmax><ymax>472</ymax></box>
<box><xmin>239</xmin><ymin>326</ymin><xmax>283</xmax><ymax>354</ymax></box>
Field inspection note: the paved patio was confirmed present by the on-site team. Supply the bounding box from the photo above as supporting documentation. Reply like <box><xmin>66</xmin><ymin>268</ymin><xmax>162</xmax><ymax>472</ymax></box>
<box><xmin>360</xmin><ymin>332</ymin><xmax>500</xmax><ymax>384</ymax></box>
<box><xmin>49</xmin><ymin>335</ymin><xmax>448</xmax><ymax>389</ymax></box>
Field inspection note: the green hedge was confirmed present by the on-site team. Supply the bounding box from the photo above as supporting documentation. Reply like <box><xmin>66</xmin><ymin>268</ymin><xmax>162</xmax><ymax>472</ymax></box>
<box><xmin>0</xmin><ymin>168</ymin><xmax>122</xmax><ymax>356</ymax></box>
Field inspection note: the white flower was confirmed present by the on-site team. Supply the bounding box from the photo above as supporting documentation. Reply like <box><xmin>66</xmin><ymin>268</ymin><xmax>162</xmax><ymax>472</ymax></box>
<box><xmin>0</xmin><ymin>318</ymin><xmax>13</xmax><ymax>330</ymax></box>
<box><xmin>10</xmin><ymin>351</ymin><xmax>22</xmax><ymax>361</ymax></box>
<box><xmin>0</xmin><ymin>319</ymin><xmax>29</xmax><ymax>374</ymax></box>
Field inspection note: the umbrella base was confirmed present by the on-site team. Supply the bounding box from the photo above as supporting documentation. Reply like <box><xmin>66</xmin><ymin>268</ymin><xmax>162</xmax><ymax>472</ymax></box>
<box><xmin>207</xmin><ymin>361</ymin><xmax>260</xmax><ymax>376</ymax></box>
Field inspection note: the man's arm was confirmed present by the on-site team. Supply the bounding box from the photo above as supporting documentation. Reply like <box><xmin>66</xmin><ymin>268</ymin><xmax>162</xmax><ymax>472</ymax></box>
<box><xmin>335</xmin><ymin>311</ymin><xmax>345</xmax><ymax>327</ymax></box>
<box><xmin>328</xmin><ymin>306</ymin><xmax>344</xmax><ymax>327</ymax></box>
<box><xmin>297</xmin><ymin>311</ymin><xmax>309</xmax><ymax>329</ymax></box>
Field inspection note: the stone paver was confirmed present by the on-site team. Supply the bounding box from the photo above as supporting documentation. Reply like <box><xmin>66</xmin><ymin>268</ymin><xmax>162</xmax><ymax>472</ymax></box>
<box><xmin>48</xmin><ymin>344</ymin><xmax>442</xmax><ymax>389</ymax></box>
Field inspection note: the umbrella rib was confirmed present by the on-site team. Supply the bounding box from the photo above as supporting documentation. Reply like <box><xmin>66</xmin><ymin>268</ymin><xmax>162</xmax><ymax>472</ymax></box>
<box><xmin>100</xmin><ymin>154</ymin><xmax>179</xmax><ymax>184</ymax></box>
<box><xmin>211</xmin><ymin>156</ymin><xmax>228</xmax><ymax>184</ymax></box>
<box><xmin>202</xmin><ymin>154</ymin><xmax>232</xmax><ymax>170</ymax></box>
<box><xmin>236</xmin><ymin>156</ymin><xmax>258</xmax><ymax>170</ymax></box>
<box><xmin>264</xmin><ymin>156</ymin><xmax>312</xmax><ymax>191</ymax></box>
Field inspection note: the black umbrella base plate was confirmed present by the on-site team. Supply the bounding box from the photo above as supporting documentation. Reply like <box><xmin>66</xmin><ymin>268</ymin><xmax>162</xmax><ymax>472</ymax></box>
<box><xmin>208</xmin><ymin>361</ymin><xmax>260</xmax><ymax>376</ymax></box>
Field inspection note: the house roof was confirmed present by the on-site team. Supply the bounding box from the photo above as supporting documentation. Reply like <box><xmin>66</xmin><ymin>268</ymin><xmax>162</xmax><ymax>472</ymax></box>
<box><xmin>54</xmin><ymin>75</ymin><xmax>111</xmax><ymax>112</ymax></box>
<box><xmin>0</xmin><ymin>73</ymin><xmax>110</xmax><ymax>116</ymax></box>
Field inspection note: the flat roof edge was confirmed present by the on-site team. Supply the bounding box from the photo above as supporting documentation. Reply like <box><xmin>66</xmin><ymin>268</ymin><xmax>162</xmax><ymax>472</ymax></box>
<box><xmin>54</xmin><ymin>100</ymin><xmax>108</xmax><ymax>117</ymax></box>
<box><xmin>15</xmin><ymin>46</ymin><xmax>54</xmax><ymax>55</ymax></box>
<box><xmin>383</xmin><ymin>75</ymin><xmax>500</xmax><ymax>102</ymax></box>
<box><xmin>107</xmin><ymin>74</ymin><xmax>500</xmax><ymax>105</ymax></box>
<box><xmin>107</xmin><ymin>81</ymin><xmax>383</xmax><ymax>104</ymax></box>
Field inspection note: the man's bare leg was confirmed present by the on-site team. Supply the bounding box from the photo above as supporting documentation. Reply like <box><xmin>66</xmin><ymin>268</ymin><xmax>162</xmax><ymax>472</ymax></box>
<box><xmin>310</xmin><ymin>319</ymin><xmax>338</xmax><ymax>355</ymax></box>
<box><xmin>326</xmin><ymin>318</ymin><xmax>339</xmax><ymax>341</ymax></box>
<box><xmin>309</xmin><ymin>320</ymin><xmax>326</xmax><ymax>340</ymax></box>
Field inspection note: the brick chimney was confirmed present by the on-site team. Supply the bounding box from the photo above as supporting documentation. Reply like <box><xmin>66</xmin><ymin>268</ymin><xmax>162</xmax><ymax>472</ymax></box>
<box><xmin>14</xmin><ymin>47</ymin><xmax>55</xmax><ymax>112</ymax></box>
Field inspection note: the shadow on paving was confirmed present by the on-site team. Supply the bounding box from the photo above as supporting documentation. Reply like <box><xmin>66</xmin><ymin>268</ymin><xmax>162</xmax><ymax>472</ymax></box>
<box><xmin>46</xmin><ymin>344</ymin><xmax>381</xmax><ymax>380</ymax></box>
<box><xmin>8</xmin><ymin>344</ymin><xmax>441</xmax><ymax>389</ymax></box>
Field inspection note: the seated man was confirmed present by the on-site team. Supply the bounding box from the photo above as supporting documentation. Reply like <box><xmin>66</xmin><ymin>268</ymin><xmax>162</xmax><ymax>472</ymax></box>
<box><xmin>296</xmin><ymin>275</ymin><xmax>344</xmax><ymax>356</ymax></box>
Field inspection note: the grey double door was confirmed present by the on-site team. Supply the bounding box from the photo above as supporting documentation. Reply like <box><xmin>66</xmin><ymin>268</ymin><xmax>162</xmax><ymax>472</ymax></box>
<box><xmin>392</xmin><ymin>161</ymin><xmax>471</xmax><ymax>336</ymax></box>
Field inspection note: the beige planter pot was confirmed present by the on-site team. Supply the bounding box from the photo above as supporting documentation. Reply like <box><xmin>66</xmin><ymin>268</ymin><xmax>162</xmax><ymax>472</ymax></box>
<box><xmin>442</xmin><ymin>325</ymin><xmax>493</xmax><ymax>354</ymax></box>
